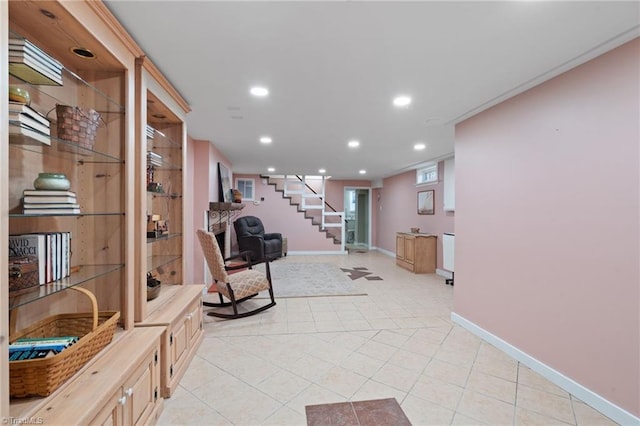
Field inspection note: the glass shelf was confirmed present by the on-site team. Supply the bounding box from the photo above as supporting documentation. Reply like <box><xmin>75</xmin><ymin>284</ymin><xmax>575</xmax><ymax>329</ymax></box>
<box><xmin>147</xmin><ymin>191</ymin><xmax>182</xmax><ymax>199</ymax></box>
<box><xmin>8</xmin><ymin>264</ymin><xmax>124</xmax><ymax>310</ymax></box>
<box><xmin>8</xmin><ymin>32</ymin><xmax>125</xmax><ymax>117</ymax></box>
<box><xmin>10</xmin><ymin>212</ymin><xmax>124</xmax><ymax>218</ymax></box>
<box><xmin>147</xmin><ymin>255</ymin><xmax>182</xmax><ymax>273</ymax></box>
<box><xmin>9</xmin><ymin>123</ymin><xmax>123</xmax><ymax>163</ymax></box>
<box><xmin>147</xmin><ymin>157</ymin><xmax>181</xmax><ymax>170</ymax></box>
<box><xmin>147</xmin><ymin>128</ymin><xmax>181</xmax><ymax>150</ymax></box>
<box><xmin>147</xmin><ymin>233</ymin><xmax>182</xmax><ymax>244</ymax></box>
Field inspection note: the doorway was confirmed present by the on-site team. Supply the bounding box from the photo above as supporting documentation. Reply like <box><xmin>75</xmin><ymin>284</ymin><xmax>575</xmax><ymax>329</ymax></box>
<box><xmin>344</xmin><ymin>187</ymin><xmax>371</xmax><ymax>251</ymax></box>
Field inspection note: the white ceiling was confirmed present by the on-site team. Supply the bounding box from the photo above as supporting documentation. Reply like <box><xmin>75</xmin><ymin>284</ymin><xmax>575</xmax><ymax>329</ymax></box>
<box><xmin>104</xmin><ymin>1</ymin><xmax>639</xmax><ymax>180</ymax></box>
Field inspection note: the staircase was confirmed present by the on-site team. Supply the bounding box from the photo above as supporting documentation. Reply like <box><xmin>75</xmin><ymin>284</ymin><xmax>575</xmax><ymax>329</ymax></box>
<box><xmin>262</xmin><ymin>175</ymin><xmax>345</xmax><ymax>251</ymax></box>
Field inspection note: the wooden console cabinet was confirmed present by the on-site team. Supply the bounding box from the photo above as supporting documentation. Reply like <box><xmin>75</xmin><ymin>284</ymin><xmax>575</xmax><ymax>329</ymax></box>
<box><xmin>396</xmin><ymin>232</ymin><xmax>437</xmax><ymax>273</ymax></box>
<box><xmin>136</xmin><ymin>285</ymin><xmax>204</xmax><ymax>398</ymax></box>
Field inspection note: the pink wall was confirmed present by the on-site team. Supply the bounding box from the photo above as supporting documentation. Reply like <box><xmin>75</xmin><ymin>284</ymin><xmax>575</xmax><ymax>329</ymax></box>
<box><xmin>186</xmin><ymin>138</ymin><xmax>231</xmax><ymax>284</ymax></box>
<box><xmin>454</xmin><ymin>39</ymin><xmax>639</xmax><ymax>415</ymax></box>
<box><xmin>324</xmin><ymin>179</ymin><xmax>372</xmax><ymax>213</ymax></box>
<box><xmin>232</xmin><ymin>175</ymin><xmax>340</xmax><ymax>252</ymax></box>
<box><xmin>183</xmin><ymin>135</ymin><xmax>195</xmax><ymax>284</ymax></box>
<box><xmin>376</xmin><ymin>163</ymin><xmax>455</xmax><ymax>270</ymax></box>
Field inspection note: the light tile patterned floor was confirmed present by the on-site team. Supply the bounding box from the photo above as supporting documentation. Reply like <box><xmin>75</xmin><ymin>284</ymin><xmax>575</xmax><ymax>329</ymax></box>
<box><xmin>157</xmin><ymin>252</ymin><xmax>619</xmax><ymax>426</ymax></box>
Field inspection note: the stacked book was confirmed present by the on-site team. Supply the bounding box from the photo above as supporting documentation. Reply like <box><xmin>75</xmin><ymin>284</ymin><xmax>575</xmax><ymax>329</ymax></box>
<box><xmin>147</xmin><ymin>151</ymin><xmax>163</xmax><ymax>167</ymax></box>
<box><xmin>22</xmin><ymin>189</ymin><xmax>81</xmax><ymax>215</ymax></box>
<box><xmin>9</xmin><ymin>36</ymin><xmax>63</xmax><ymax>86</ymax></box>
<box><xmin>9</xmin><ymin>336</ymin><xmax>79</xmax><ymax>360</ymax></box>
<box><xmin>9</xmin><ymin>101</ymin><xmax>51</xmax><ymax>145</ymax></box>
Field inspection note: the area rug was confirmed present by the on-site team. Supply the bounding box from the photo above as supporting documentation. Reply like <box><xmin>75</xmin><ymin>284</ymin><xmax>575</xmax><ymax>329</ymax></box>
<box><xmin>255</xmin><ymin>262</ymin><xmax>367</xmax><ymax>298</ymax></box>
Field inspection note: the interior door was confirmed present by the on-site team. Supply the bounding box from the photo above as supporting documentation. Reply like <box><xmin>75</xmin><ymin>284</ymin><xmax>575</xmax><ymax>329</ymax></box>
<box><xmin>344</xmin><ymin>187</ymin><xmax>370</xmax><ymax>249</ymax></box>
<box><xmin>355</xmin><ymin>189</ymin><xmax>369</xmax><ymax>245</ymax></box>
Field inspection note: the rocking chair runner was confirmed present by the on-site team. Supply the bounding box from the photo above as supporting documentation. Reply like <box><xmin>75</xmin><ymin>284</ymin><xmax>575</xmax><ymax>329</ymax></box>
<box><xmin>196</xmin><ymin>229</ymin><xmax>276</xmax><ymax>319</ymax></box>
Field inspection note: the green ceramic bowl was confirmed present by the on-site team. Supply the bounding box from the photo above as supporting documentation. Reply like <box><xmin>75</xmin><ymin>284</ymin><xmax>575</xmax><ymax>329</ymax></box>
<box><xmin>33</xmin><ymin>173</ymin><xmax>71</xmax><ymax>190</ymax></box>
<box><xmin>9</xmin><ymin>85</ymin><xmax>30</xmax><ymax>105</ymax></box>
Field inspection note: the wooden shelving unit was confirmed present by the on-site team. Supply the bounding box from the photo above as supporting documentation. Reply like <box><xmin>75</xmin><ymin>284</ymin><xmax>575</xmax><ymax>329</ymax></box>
<box><xmin>1</xmin><ymin>1</ymin><xmax>203</xmax><ymax>420</ymax></box>
<box><xmin>2</xmin><ymin>1</ymin><xmax>140</xmax><ymax>418</ymax></box>
<box><xmin>133</xmin><ymin>57</ymin><xmax>204</xmax><ymax>399</ymax></box>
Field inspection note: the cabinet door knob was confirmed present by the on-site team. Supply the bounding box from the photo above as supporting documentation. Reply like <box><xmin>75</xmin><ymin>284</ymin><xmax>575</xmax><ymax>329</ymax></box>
<box><xmin>187</xmin><ymin>313</ymin><xmax>193</xmax><ymax>320</ymax></box>
<box><xmin>124</xmin><ymin>388</ymin><xmax>133</xmax><ymax>397</ymax></box>
<box><xmin>118</xmin><ymin>396</ymin><xmax>127</xmax><ymax>405</ymax></box>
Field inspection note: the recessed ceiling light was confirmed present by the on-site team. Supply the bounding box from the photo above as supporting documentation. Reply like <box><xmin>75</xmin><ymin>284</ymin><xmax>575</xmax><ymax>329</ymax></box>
<box><xmin>393</xmin><ymin>95</ymin><xmax>412</xmax><ymax>107</ymax></box>
<box><xmin>260</xmin><ymin>136</ymin><xmax>272</xmax><ymax>144</ymax></box>
<box><xmin>318</xmin><ymin>168</ymin><xmax>326</xmax><ymax>174</ymax></box>
<box><xmin>267</xmin><ymin>167</ymin><xmax>275</xmax><ymax>173</ymax></box>
<box><xmin>348</xmin><ymin>140</ymin><xmax>360</xmax><ymax>148</ymax></box>
<box><xmin>40</xmin><ymin>9</ymin><xmax>56</xmax><ymax>19</ymax></box>
<box><xmin>250</xmin><ymin>86</ymin><xmax>269</xmax><ymax>97</ymax></box>
<box><xmin>71</xmin><ymin>47</ymin><xmax>95</xmax><ymax>59</ymax></box>
<box><xmin>359</xmin><ymin>170</ymin><xmax>366</xmax><ymax>175</ymax></box>
<box><xmin>414</xmin><ymin>143</ymin><xmax>426</xmax><ymax>150</ymax></box>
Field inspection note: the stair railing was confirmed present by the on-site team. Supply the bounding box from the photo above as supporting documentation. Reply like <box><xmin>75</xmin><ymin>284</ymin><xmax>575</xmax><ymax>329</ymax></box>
<box><xmin>280</xmin><ymin>174</ymin><xmax>346</xmax><ymax>251</ymax></box>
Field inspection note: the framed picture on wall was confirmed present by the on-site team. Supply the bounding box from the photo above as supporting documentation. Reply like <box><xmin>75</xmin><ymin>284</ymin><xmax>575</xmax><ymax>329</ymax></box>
<box><xmin>218</xmin><ymin>162</ymin><xmax>232</xmax><ymax>203</ymax></box>
<box><xmin>418</xmin><ymin>190</ymin><xmax>434</xmax><ymax>215</ymax></box>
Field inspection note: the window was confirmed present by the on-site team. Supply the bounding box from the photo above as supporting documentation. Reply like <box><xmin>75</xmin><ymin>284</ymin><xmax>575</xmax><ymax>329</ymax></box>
<box><xmin>416</xmin><ymin>164</ymin><xmax>438</xmax><ymax>185</ymax></box>
<box><xmin>235</xmin><ymin>178</ymin><xmax>255</xmax><ymax>201</ymax></box>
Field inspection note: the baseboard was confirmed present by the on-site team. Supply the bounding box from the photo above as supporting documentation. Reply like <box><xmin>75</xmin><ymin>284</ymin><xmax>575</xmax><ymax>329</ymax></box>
<box><xmin>451</xmin><ymin>313</ymin><xmax>640</xmax><ymax>426</ymax></box>
<box><xmin>287</xmin><ymin>250</ymin><xmax>347</xmax><ymax>256</ymax></box>
<box><xmin>436</xmin><ymin>268</ymin><xmax>452</xmax><ymax>279</ymax></box>
<box><xmin>376</xmin><ymin>247</ymin><xmax>395</xmax><ymax>258</ymax></box>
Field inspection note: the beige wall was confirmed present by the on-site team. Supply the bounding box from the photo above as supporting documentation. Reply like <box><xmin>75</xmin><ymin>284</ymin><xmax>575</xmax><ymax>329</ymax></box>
<box><xmin>454</xmin><ymin>39</ymin><xmax>639</xmax><ymax>416</ymax></box>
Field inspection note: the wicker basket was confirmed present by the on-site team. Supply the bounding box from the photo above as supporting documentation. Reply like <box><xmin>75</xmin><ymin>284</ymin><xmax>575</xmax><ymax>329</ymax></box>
<box><xmin>55</xmin><ymin>104</ymin><xmax>101</xmax><ymax>150</ymax></box>
<box><xmin>9</xmin><ymin>287</ymin><xmax>119</xmax><ymax>398</ymax></box>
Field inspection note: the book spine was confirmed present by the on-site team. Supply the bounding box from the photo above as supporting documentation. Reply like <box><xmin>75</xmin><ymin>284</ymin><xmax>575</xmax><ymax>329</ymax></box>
<box><xmin>12</xmin><ymin>336</ymin><xmax>78</xmax><ymax>344</ymax></box>
<box><xmin>9</xmin><ymin>349</ymin><xmax>57</xmax><ymax>360</ymax></box>
<box><xmin>23</xmin><ymin>203</ymin><xmax>81</xmax><ymax>209</ymax></box>
<box><xmin>9</xmin><ymin>123</ymin><xmax>52</xmax><ymax>145</ymax></box>
<box><xmin>9</xmin><ymin>47</ymin><xmax>63</xmax><ymax>74</ymax></box>
<box><xmin>9</xmin><ymin>37</ymin><xmax>64</xmax><ymax>69</ymax></box>
<box><xmin>8</xmin><ymin>102</ymin><xmax>49</xmax><ymax>126</ymax></box>
<box><xmin>8</xmin><ymin>234</ymin><xmax>44</xmax><ymax>286</ymax></box>
<box><xmin>10</xmin><ymin>344</ymin><xmax>70</xmax><ymax>353</ymax></box>
<box><xmin>9</xmin><ymin>119</ymin><xmax>51</xmax><ymax>136</ymax></box>
<box><xmin>22</xmin><ymin>190</ymin><xmax>76</xmax><ymax>196</ymax></box>
<box><xmin>8</xmin><ymin>53</ymin><xmax>63</xmax><ymax>84</ymax></box>
<box><xmin>23</xmin><ymin>208</ymin><xmax>81</xmax><ymax>215</ymax></box>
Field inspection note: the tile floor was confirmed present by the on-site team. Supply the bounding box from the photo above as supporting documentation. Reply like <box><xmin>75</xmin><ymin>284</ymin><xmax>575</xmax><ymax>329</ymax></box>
<box><xmin>157</xmin><ymin>251</ymin><xmax>619</xmax><ymax>426</ymax></box>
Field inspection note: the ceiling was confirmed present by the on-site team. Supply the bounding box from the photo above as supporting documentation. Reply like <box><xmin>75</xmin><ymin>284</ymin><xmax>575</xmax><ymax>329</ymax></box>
<box><xmin>104</xmin><ymin>1</ymin><xmax>639</xmax><ymax>180</ymax></box>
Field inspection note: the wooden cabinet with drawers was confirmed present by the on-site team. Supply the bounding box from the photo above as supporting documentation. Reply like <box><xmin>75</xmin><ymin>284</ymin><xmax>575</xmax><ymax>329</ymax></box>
<box><xmin>396</xmin><ymin>232</ymin><xmax>437</xmax><ymax>273</ymax></box>
<box><xmin>32</xmin><ymin>327</ymin><xmax>164</xmax><ymax>426</ymax></box>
